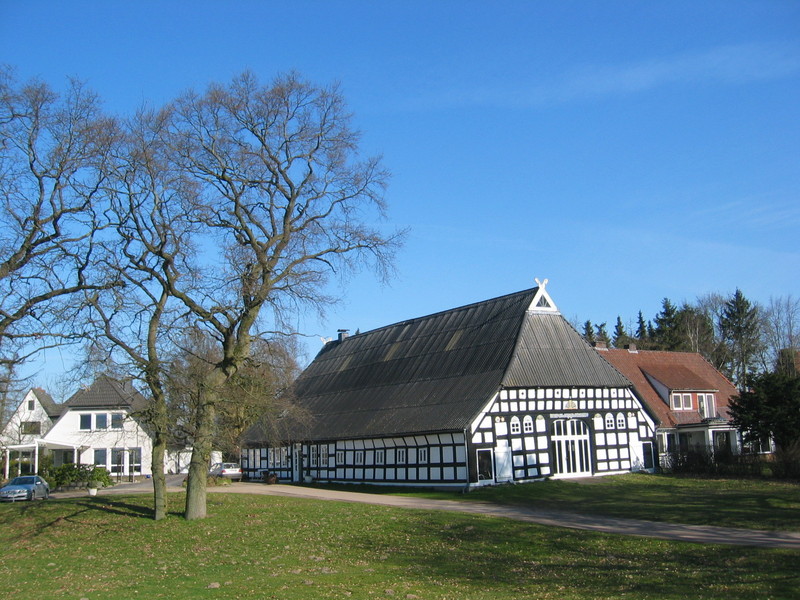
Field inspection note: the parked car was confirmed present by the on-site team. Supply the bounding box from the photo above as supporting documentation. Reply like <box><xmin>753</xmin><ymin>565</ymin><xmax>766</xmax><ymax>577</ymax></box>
<box><xmin>0</xmin><ymin>475</ymin><xmax>50</xmax><ymax>501</ymax></box>
<box><xmin>208</xmin><ymin>463</ymin><xmax>242</xmax><ymax>481</ymax></box>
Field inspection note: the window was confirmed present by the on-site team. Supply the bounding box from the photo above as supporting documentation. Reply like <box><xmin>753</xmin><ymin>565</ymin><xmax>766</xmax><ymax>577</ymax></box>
<box><xmin>111</xmin><ymin>448</ymin><xmax>125</xmax><ymax>474</ymax></box>
<box><xmin>21</xmin><ymin>421</ymin><xmax>41</xmax><ymax>435</ymax></box>
<box><xmin>671</xmin><ymin>393</ymin><xmax>692</xmax><ymax>410</ymax></box>
<box><xmin>27</xmin><ymin>399</ymin><xmax>35</xmax><ymax>411</ymax></box>
<box><xmin>95</xmin><ymin>413</ymin><xmax>108</xmax><ymax>429</ymax></box>
<box><xmin>320</xmin><ymin>445</ymin><xmax>328</xmax><ymax>467</ymax></box>
<box><xmin>94</xmin><ymin>448</ymin><xmax>107</xmax><ymax>467</ymax></box>
<box><xmin>605</xmin><ymin>414</ymin><xmax>615</xmax><ymax>429</ymax></box>
<box><xmin>376</xmin><ymin>449</ymin><xmax>385</xmax><ymax>465</ymax></box>
<box><xmin>336</xmin><ymin>450</ymin><xmax>345</xmax><ymax>465</ymax></box>
<box><xmin>510</xmin><ymin>416</ymin><xmax>521</xmax><ymax>435</ymax></box>
<box><xmin>111</xmin><ymin>413</ymin><xmax>124</xmax><ymax>429</ymax></box>
<box><xmin>418</xmin><ymin>448</ymin><xmax>428</xmax><ymax>464</ymax></box>
<box><xmin>698</xmin><ymin>393</ymin><xmax>715</xmax><ymax>419</ymax></box>
<box><xmin>355</xmin><ymin>450</ymin><xmax>364</xmax><ymax>465</ymax></box>
<box><xmin>396</xmin><ymin>448</ymin><xmax>406</xmax><ymax>464</ymax></box>
<box><xmin>129</xmin><ymin>448</ymin><xmax>142</xmax><ymax>474</ymax></box>
<box><xmin>523</xmin><ymin>415</ymin><xmax>534</xmax><ymax>433</ymax></box>
<box><xmin>80</xmin><ymin>414</ymin><xmax>92</xmax><ymax>430</ymax></box>
<box><xmin>616</xmin><ymin>413</ymin><xmax>626</xmax><ymax>430</ymax></box>
<box><xmin>310</xmin><ymin>445</ymin><xmax>318</xmax><ymax>467</ymax></box>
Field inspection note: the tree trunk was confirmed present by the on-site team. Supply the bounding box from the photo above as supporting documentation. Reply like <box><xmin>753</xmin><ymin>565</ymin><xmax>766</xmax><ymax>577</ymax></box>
<box><xmin>184</xmin><ymin>393</ymin><xmax>217</xmax><ymax>520</ymax></box>
<box><xmin>151</xmin><ymin>430</ymin><xmax>167</xmax><ymax>520</ymax></box>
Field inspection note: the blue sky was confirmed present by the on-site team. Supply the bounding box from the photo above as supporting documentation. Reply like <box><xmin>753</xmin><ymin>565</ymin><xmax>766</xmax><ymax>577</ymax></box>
<box><xmin>2</xmin><ymin>1</ymin><xmax>799</xmax><ymax>380</ymax></box>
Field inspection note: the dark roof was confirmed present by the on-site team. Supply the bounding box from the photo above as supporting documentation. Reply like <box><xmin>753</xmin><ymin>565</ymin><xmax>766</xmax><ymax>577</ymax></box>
<box><xmin>31</xmin><ymin>388</ymin><xmax>62</xmax><ymax>418</ymax></box>
<box><xmin>63</xmin><ymin>376</ymin><xmax>149</xmax><ymax>412</ymax></box>
<box><xmin>599</xmin><ymin>348</ymin><xmax>737</xmax><ymax>428</ymax></box>
<box><xmin>272</xmin><ymin>287</ymin><xmax>631</xmax><ymax>442</ymax></box>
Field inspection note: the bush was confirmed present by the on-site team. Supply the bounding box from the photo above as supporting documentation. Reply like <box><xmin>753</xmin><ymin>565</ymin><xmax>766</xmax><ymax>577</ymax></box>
<box><xmin>772</xmin><ymin>441</ymin><xmax>800</xmax><ymax>480</ymax></box>
<box><xmin>49</xmin><ymin>464</ymin><xmax>94</xmax><ymax>488</ymax></box>
<box><xmin>88</xmin><ymin>467</ymin><xmax>113</xmax><ymax>488</ymax></box>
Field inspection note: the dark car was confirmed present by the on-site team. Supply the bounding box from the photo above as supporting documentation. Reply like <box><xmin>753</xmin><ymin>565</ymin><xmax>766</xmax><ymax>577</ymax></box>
<box><xmin>0</xmin><ymin>475</ymin><xmax>50</xmax><ymax>501</ymax></box>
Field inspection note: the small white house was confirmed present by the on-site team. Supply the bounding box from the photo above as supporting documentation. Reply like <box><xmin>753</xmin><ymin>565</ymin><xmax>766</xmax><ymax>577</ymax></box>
<box><xmin>2</xmin><ymin>377</ymin><xmax>191</xmax><ymax>479</ymax></box>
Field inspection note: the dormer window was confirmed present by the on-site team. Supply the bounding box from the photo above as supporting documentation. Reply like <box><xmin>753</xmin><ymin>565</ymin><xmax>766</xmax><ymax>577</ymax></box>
<box><xmin>671</xmin><ymin>393</ymin><xmax>692</xmax><ymax>410</ymax></box>
<box><xmin>698</xmin><ymin>393</ymin><xmax>716</xmax><ymax>418</ymax></box>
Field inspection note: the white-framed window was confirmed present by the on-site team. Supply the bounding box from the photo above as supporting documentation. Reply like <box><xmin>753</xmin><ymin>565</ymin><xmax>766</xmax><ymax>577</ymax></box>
<box><xmin>94</xmin><ymin>448</ymin><xmax>107</xmax><ymax>467</ymax></box>
<box><xmin>310</xmin><ymin>445</ymin><xmax>318</xmax><ymax>467</ymax></box>
<box><xmin>510</xmin><ymin>416</ymin><xmax>521</xmax><ymax>435</ymax></box>
<box><xmin>396</xmin><ymin>448</ymin><xmax>406</xmax><ymax>464</ymax></box>
<box><xmin>671</xmin><ymin>393</ymin><xmax>692</xmax><ymax>410</ymax></box>
<box><xmin>21</xmin><ymin>421</ymin><xmax>41</xmax><ymax>435</ymax></box>
<box><xmin>95</xmin><ymin>413</ymin><xmax>108</xmax><ymax>429</ymax></box>
<box><xmin>80</xmin><ymin>414</ymin><xmax>92</xmax><ymax>430</ymax></box>
<box><xmin>111</xmin><ymin>448</ymin><xmax>125</xmax><ymax>474</ymax></box>
<box><xmin>355</xmin><ymin>450</ymin><xmax>364</xmax><ymax>465</ymax></box>
<box><xmin>523</xmin><ymin>415</ymin><xmax>534</xmax><ymax>433</ymax></box>
<box><xmin>336</xmin><ymin>449</ymin><xmax>345</xmax><ymax>465</ymax></box>
<box><xmin>320</xmin><ymin>445</ymin><xmax>328</xmax><ymax>466</ymax></box>
<box><xmin>111</xmin><ymin>413</ymin><xmax>124</xmax><ymax>429</ymax></box>
<box><xmin>418</xmin><ymin>448</ymin><xmax>428</xmax><ymax>464</ymax></box>
<box><xmin>376</xmin><ymin>449</ymin><xmax>385</xmax><ymax>465</ymax></box>
<box><xmin>616</xmin><ymin>413</ymin><xmax>626</xmax><ymax>429</ymax></box>
<box><xmin>27</xmin><ymin>399</ymin><xmax>35</xmax><ymax>411</ymax></box>
<box><xmin>605</xmin><ymin>414</ymin><xmax>615</xmax><ymax>429</ymax></box>
<box><xmin>129</xmin><ymin>448</ymin><xmax>142</xmax><ymax>474</ymax></box>
<box><xmin>697</xmin><ymin>393</ymin><xmax>715</xmax><ymax>418</ymax></box>
<box><xmin>281</xmin><ymin>447</ymin><xmax>288</xmax><ymax>468</ymax></box>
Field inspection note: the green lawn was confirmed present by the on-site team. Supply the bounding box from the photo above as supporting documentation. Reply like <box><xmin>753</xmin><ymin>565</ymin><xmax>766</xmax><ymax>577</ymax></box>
<box><xmin>1</xmin><ymin>492</ymin><xmax>798</xmax><ymax>600</ymax></box>
<box><xmin>330</xmin><ymin>473</ymin><xmax>800</xmax><ymax>531</ymax></box>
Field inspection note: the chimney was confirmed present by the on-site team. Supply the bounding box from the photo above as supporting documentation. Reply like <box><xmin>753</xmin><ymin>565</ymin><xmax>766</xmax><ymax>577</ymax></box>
<box><xmin>624</xmin><ymin>343</ymin><xmax>638</xmax><ymax>353</ymax></box>
<box><xmin>592</xmin><ymin>341</ymin><xmax>608</xmax><ymax>350</ymax></box>
<box><xmin>337</xmin><ymin>329</ymin><xmax>349</xmax><ymax>343</ymax></box>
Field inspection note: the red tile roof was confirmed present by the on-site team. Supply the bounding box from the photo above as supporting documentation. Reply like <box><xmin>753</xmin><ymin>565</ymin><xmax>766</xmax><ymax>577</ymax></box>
<box><xmin>598</xmin><ymin>348</ymin><xmax>738</xmax><ymax>428</ymax></box>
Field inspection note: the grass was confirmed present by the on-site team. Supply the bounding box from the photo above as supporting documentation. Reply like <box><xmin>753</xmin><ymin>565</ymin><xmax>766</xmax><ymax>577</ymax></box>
<box><xmin>319</xmin><ymin>473</ymin><xmax>800</xmax><ymax>531</ymax></box>
<box><xmin>1</xmin><ymin>491</ymin><xmax>799</xmax><ymax>599</ymax></box>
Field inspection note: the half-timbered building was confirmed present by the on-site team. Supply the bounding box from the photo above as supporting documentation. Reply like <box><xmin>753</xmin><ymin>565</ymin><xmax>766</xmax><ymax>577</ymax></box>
<box><xmin>243</xmin><ymin>282</ymin><xmax>657</xmax><ymax>487</ymax></box>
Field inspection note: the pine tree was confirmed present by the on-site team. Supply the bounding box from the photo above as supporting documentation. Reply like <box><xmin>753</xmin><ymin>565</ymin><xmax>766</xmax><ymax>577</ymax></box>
<box><xmin>612</xmin><ymin>316</ymin><xmax>629</xmax><ymax>348</ymax></box>
<box><xmin>595</xmin><ymin>322</ymin><xmax>611</xmax><ymax>346</ymax></box>
<box><xmin>720</xmin><ymin>289</ymin><xmax>762</xmax><ymax>388</ymax></box>
<box><xmin>654</xmin><ymin>298</ymin><xmax>682</xmax><ymax>351</ymax></box>
<box><xmin>636</xmin><ymin>311</ymin><xmax>648</xmax><ymax>340</ymax></box>
<box><xmin>583</xmin><ymin>320</ymin><xmax>595</xmax><ymax>344</ymax></box>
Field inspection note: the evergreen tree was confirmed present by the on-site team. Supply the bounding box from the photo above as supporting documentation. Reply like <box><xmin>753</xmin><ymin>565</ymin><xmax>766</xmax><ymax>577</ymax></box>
<box><xmin>636</xmin><ymin>311</ymin><xmax>648</xmax><ymax>340</ymax></box>
<box><xmin>583</xmin><ymin>320</ymin><xmax>595</xmax><ymax>344</ymax></box>
<box><xmin>654</xmin><ymin>298</ymin><xmax>682</xmax><ymax>351</ymax></box>
<box><xmin>595</xmin><ymin>322</ymin><xmax>611</xmax><ymax>346</ymax></box>
<box><xmin>720</xmin><ymin>289</ymin><xmax>762</xmax><ymax>388</ymax></box>
<box><xmin>612</xmin><ymin>316</ymin><xmax>630</xmax><ymax>348</ymax></box>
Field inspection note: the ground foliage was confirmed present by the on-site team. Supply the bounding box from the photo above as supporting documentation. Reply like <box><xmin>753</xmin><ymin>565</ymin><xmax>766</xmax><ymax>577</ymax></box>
<box><xmin>0</xmin><ymin>491</ymin><xmax>798</xmax><ymax>599</ymax></box>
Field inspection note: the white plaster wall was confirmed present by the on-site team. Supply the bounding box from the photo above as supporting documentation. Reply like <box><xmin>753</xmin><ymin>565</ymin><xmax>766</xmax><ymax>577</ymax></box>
<box><xmin>0</xmin><ymin>390</ymin><xmax>53</xmax><ymax>446</ymax></box>
<box><xmin>46</xmin><ymin>409</ymin><xmax>154</xmax><ymax>475</ymax></box>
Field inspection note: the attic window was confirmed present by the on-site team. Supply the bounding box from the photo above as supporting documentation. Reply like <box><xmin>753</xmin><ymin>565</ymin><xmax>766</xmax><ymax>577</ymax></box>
<box><xmin>536</xmin><ymin>296</ymin><xmax>551</xmax><ymax>308</ymax></box>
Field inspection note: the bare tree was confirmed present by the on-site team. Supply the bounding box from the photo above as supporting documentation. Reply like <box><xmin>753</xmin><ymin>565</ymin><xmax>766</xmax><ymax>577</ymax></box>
<box><xmin>82</xmin><ymin>107</ymin><xmax>196</xmax><ymax>520</ymax></box>
<box><xmin>761</xmin><ymin>295</ymin><xmax>800</xmax><ymax>369</ymax></box>
<box><xmin>162</xmin><ymin>72</ymin><xmax>403</xmax><ymax>519</ymax></box>
<box><xmin>0</xmin><ymin>66</ymin><xmax>112</xmax><ymax>377</ymax></box>
<box><xmin>91</xmin><ymin>72</ymin><xmax>403</xmax><ymax>520</ymax></box>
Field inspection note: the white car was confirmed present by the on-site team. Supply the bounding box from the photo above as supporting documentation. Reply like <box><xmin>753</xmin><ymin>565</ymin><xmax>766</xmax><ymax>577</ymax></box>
<box><xmin>209</xmin><ymin>463</ymin><xmax>242</xmax><ymax>481</ymax></box>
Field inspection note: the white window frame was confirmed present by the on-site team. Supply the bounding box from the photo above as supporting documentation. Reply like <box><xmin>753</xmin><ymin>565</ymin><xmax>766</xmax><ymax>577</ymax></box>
<box><xmin>376</xmin><ymin>449</ymin><xmax>385</xmax><ymax>465</ymax></box>
<box><xmin>396</xmin><ymin>448</ymin><xmax>406</xmax><ymax>464</ymax></box>
<box><xmin>355</xmin><ymin>450</ymin><xmax>364</xmax><ymax>465</ymax></box>
<box><xmin>418</xmin><ymin>448</ymin><xmax>428</xmax><ymax>464</ymax></box>
<box><xmin>616</xmin><ymin>413</ymin><xmax>626</xmax><ymax>430</ymax></box>
<box><xmin>698</xmin><ymin>393</ymin><xmax>715</xmax><ymax>418</ymax></box>
<box><xmin>310</xmin><ymin>445</ymin><xmax>318</xmax><ymax>467</ymax></box>
<box><xmin>510</xmin><ymin>416</ymin><xmax>521</xmax><ymax>435</ymax></box>
<box><xmin>523</xmin><ymin>415</ymin><xmax>534</xmax><ymax>433</ymax></box>
<box><xmin>605</xmin><ymin>414</ymin><xmax>615</xmax><ymax>429</ymax></box>
<box><xmin>336</xmin><ymin>449</ymin><xmax>345</xmax><ymax>465</ymax></box>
